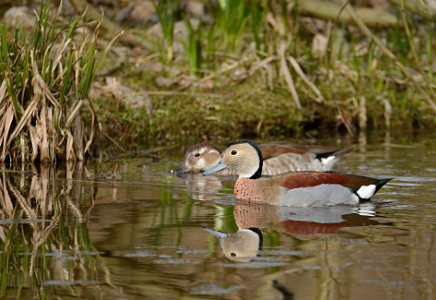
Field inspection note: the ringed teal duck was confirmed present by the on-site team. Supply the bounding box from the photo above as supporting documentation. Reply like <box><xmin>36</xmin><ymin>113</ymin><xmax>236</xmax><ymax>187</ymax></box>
<box><xmin>178</xmin><ymin>141</ymin><xmax>353</xmax><ymax>176</ymax></box>
<box><xmin>203</xmin><ymin>140</ymin><xmax>392</xmax><ymax>207</ymax></box>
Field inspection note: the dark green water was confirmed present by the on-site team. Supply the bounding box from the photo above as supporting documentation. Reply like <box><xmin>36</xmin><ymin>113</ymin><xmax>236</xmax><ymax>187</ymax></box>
<box><xmin>1</xmin><ymin>134</ymin><xmax>435</xmax><ymax>299</ymax></box>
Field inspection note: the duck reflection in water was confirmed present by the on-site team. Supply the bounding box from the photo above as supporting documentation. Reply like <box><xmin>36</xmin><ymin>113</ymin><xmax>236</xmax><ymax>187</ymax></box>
<box><xmin>204</xmin><ymin>202</ymin><xmax>378</xmax><ymax>262</ymax></box>
<box><xmin>173</xmin><ymin>171</ymin><xmax>236</xmax><ymax>201</ymax></box>
<box><xmin>203</xmin><ymin>227</ymin><xmax>263</xmax><ymax>263</ymax></box>
<box><xmin>173</xmin><ymin>160</ymin><xmax>237</xmax><ymax>201</ymax></box>
<box><xmin>234</xmin><ymin>203</ymin><xmax>378</xmax><ymax>235</ymax></box>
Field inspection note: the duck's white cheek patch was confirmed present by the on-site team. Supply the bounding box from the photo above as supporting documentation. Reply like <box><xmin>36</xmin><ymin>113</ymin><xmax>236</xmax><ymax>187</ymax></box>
<box><xmin>356</xmin><ymin>184</ymin><xmax>376</xmax><ymax>199</ymax></box>
<box><xmin>209</xmin><ymin>149</ymin><xmax>220</xmax><ymax>155</ymax></box>
<box><xmin>198</xmin><ymin>147</ymin><xmax>208</xmax><ymax>155</ymax></box>
<box><xmin>196</xmin><ymin>158</ymin><xmax>206</xmax><ymax>169</ymax></box>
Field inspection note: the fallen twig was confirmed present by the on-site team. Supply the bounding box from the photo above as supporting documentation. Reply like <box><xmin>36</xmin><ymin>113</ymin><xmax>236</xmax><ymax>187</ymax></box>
<box><xmin>249</xmin><ymin>55</ymin><xmax>278</xmax><ymax>75</ymax></box>
<box><xmin>388</xmin><ymin>0</ymin><xmax>432</xmax><ymax>19</ymax></box>
<box><xmin>145</xmin><ymin>91</ymin><xmax>222</xmax><ymax>98</ymax></box>
<box><xmin>99</xmin><ymin>127</ymin><xmax>127</xmax><ymax>153</ymax></box>
<box><xmin>199</xmin><ymin>56</ymin><xmax>253</xmax><ymax>82</ymax></box>
<box><xmin>295</xmin><ymin>0</ymin><xmax>398</xmax><ymax>27</ymax></box>
<box><xmin>278</xmin><ymin>42</ymin><xmax>301</xmax><ymax>109</ymax></box>
<box><xmin>288</xmin><ymin>56</ymin><xmax>323</xmax><ymax>103</ymax></box>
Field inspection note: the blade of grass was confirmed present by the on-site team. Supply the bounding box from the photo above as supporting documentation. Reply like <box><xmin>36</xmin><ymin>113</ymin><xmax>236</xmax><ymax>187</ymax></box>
<box><xmin>427</xmin><ymin>22</ymin><xmax>433</xmax><ymax>79</ymax></box>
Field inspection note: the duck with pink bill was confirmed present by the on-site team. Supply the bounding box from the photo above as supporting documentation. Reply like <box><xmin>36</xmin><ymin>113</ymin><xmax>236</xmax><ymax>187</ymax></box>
<box><xmin>203</xmin><ymin>140</ymin><xmax>392</xmax><ymax>207</ymax></box>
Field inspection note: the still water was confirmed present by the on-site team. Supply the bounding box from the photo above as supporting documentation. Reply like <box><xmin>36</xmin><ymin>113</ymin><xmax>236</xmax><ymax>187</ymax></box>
<box><xmin>1</xmin><ymin>133</ymin><xmax>435</xmax><ymax>299</ymax></box>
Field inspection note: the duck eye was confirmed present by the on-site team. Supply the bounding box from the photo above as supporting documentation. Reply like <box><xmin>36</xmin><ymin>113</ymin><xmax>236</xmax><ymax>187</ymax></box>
<box><xmin>194</xmin><ymin>153</ymin><xmax>200</xmax><ymax>157</ymax></box>
<box><xmin>230</xmin><ymin>252</ymin><xmax>236</xmax><ymax>257</ymax></box>
<box><xmin>231</xmin><ymin>150</ymin><xmax>237</xmax><ymax>155</ymax></box>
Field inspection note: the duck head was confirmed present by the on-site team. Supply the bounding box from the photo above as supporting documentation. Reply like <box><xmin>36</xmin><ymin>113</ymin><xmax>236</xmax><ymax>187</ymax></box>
<box><xmin>203</xmin><ymin>140</ymin><xmax>263</xmax><ymax>179</ymax></box>
<box><xmin>203</xmin><ymin>227</ymin><xmax>263</xmax><ymax>262</ymax></box>
<box><xmin>176</xmin><ymin>143</ymin><xmax>221</xmax><ymax>173</ymax></box>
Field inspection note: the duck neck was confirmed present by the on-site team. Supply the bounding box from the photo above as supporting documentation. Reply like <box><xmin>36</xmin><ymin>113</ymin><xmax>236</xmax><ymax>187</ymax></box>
<box><xmin>250</xmin><ymin>166</ymin><xmax>262</xmax><ymax>179</ymax></box>
<box><xmin>250</xmin><ymin>146</ymin><xmax>263</xmax><ymax>179</ymax></box>
<box><xmin>239</xmin><ymin>153</ymin><xmax>262</xmax><ymax>179</ymax></box>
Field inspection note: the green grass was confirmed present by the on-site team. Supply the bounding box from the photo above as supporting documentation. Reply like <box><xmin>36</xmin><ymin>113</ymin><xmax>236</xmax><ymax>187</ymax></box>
<box><xmin>250</xmin><ymin>0</ymin><xmax>267</xmax><ymax>52</ymax></box>
<box><xmin>216</xmin><ymin>0</ymin><xmax>249</xmax><ymax>50</ymax></box>
<box><xmin>156</xmin><ymin>0</ymin><xmax>176</xmax><ymax>61</ymax></box>
<box><xmin>180</xmin><ymin>15</ymin><xmax>202</xmax><ymax>75</ymax></box>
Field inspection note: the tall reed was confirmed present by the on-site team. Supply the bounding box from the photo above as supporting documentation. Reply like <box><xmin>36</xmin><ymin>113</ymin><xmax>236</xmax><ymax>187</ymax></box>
<box><xmin>156</xmin><ymin>0</ymin><xmax>176</xmax><ymax>60</ymax></box>
<box><xmin>180</xmin><ymin>15</ymin><xmax>202</xmax><ymax>76</ymax></box>
<box><xmin>216</xmin><ymin>0</ymin><xmax>249</xmax><ymax>50</ymax></box>
<box><xmin>0</xmin><ymin>0</ymin><xmax>102</xmax><ymax>163</ymax></box>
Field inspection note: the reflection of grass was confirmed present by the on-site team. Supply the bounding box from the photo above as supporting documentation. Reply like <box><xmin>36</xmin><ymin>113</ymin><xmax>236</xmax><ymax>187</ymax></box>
<box><xmin>0</xmin><ymin>166</ymin><xmax>108</xmax><ymax>298</ymax></box>
<box><xmin>154</xmin><ymin>191</ymin><xmax>195</xmax><ymax>245</ymax></box>
<box><xmin>214</xmin><ymin>205</ymin><xmax>238</xmax><ymax>233</ymax></box>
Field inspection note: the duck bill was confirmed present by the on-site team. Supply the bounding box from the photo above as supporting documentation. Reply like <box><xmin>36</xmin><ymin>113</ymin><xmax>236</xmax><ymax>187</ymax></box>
<box><xmin>203</xmin><ymin>159</ymin><xmax>228</xmax><ymax>176</ymax></box>
<box><xmin>172</xmin><ymin>166</ymin><xmax>185</xmax><ymax>175</ymax></box>
<box><xmin>202</xmin><ymin>227</ymin><xmax>228</xmax><ymax>239</ymax></box>
<box><xmin>173</xmin><ymin>164</ymin><xmax>190</xmax><ymax>175</ymax></box>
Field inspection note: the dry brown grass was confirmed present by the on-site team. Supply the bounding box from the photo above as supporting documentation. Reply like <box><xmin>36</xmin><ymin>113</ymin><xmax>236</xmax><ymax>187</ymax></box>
<box><xmin>0</xmin><ymin>2</ymin><xmax>115</xmax><ymax>163</ymax></box>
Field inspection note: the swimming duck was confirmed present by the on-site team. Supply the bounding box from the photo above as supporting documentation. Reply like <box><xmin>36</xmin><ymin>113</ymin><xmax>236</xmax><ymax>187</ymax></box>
<box><xmin>203</xmin><ymin>140</ymin><xmax>392</xmax><ymax>207</ymax></box>
<box><xmin>177</xmin><ymin>141</ymin><xmax>353</xmax><ymax>176</ymax></box>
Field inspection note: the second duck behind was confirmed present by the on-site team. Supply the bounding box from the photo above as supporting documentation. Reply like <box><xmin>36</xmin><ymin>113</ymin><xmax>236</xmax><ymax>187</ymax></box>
<box><xmin>178</xmin><ymin>141</ymin><xmax>353</xmax><ymax>176</ymax></box>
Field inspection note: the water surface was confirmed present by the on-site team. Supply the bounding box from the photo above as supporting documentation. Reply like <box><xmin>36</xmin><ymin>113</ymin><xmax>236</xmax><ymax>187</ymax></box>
<box><xmin>1</xmin><ymin>134</ymin><xmax>435</xmax><ymax>299</ymax></box>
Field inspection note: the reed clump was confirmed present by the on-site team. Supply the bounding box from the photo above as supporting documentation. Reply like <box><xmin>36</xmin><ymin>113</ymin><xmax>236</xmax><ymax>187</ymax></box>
<box><xmin>0</xmin><ymin>1</ymin><xmax>100</xmax><ymax>163</ymax></box>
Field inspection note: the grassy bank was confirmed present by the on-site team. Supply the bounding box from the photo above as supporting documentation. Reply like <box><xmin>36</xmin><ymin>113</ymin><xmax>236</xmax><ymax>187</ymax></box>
<box><xmin>2</xmin><ymin>1</ymin><xmax>436</xmax><ymax>159</ymax></box>
<box><xmin>90</xmin><ymin>0</ymin><xmax>436</xmax><ymax>152</ymax></box>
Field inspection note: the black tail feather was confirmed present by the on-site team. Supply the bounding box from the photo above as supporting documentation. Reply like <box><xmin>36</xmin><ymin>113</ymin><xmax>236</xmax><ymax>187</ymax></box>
<box><xmin>357</xmin><ymin>178</ymin><xmax>393</xmax><ymax>202</ymax></box>
<box><xmin>374</xmin><ymin>178</ymin><xmax>393</xmax><ymax>193</ymax></box>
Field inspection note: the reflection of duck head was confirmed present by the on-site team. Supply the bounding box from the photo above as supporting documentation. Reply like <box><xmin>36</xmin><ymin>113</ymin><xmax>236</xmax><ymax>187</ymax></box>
<box><xmin>179</xmin><ymin>173</ymin><xmax>224</xmax><ymax>201</ymax></box>
<box><xmin>203</xmin><ymin>227</ymin><xmax>263</xmax><ymax>262</ymax></box>
<box><xmin>172</xmin><ymin>156</ymin><xmax>236</xmax><ymax>201</ymax></box>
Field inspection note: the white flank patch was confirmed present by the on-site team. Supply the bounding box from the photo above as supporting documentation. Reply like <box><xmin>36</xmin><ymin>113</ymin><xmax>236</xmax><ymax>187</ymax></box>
<box><xmin>356</xmin><ymin>184</ymin><xmax>376</xmax><ymax>199</ymax></box>
<box><xmin>321</xmin><ymin>156</ymin><xmax>335</xmax><ymax>165</ymax></box>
